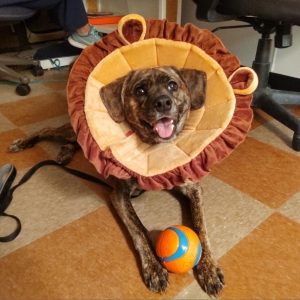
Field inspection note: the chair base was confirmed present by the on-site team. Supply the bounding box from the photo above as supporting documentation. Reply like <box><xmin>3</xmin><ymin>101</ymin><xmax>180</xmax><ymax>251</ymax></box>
<box><xmin>251</xmin><ymin>33</ymin><xmax>300</xmax><ymax>151</ymax></box>
<box><xmin>0</xmin><ymin>55</ymin><xmax>43</xmax><ymax>96</ymax></box>
<box><xmin>253</xmin><ymin>87</ymin><xmax>300</xmax><ymax>151</ymax></box>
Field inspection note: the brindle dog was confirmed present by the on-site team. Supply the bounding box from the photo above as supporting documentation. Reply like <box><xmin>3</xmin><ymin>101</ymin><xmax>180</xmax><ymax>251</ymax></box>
<box><xmin>8</xmin><ymin>66</ymin><xmax>224</xmax><ymax>296</ymax></box>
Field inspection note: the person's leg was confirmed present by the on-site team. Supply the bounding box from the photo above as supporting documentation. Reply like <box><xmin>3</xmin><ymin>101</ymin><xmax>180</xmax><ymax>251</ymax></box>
<box><xmin>11</xmin><ymin>0</ymin><xmax>102</xmax><ymax>48</ymax></box>
<box><xmin>19</xmin><ymin>0</ymin><xmax>62</xmax><ymax>11</ymax></box>
<box><xmin>66</xmin><ymin>2</ymin><xmax>104</xmax><ymax>48</ymax></box>
<box><xmin>15</xmin><ymin>0</ymin><xmax>88</xmax><ymax>34</ymax></box>
<box><xmin>53</xmin><ymin>0</ymin><xmax>88</xmax><ymax>33</ymax></box>
<box><xmin>53</xmin><ymin>0</ymin><xmax>103</xmax><ymax>48</ymax></box>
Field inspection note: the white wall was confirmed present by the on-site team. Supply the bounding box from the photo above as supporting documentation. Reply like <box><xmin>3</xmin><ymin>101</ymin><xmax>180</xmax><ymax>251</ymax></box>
<box><xmin>181</xmin><ymin>0</ymin><xmax>300</xmax><ymax>78</ymax></box>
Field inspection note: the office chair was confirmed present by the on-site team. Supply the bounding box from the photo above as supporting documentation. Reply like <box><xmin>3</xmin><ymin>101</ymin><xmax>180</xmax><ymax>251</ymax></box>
<box><xmin>193</xmin><ymin>0</ymin><xmax>300</xmax><ymax>151</ymax></box>
<box><xmin>0</xmin><ymin>5</ymin><xmax>43</xmax><ymax>96</ymax></box>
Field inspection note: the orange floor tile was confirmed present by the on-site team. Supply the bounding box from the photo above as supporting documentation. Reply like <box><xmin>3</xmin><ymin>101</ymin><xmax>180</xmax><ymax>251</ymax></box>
<box><xmin>212</xmin><ymin>137</ymin><xmax>300</xmax><ymax>208</ymax></box>
<box><xmin>0</xmin><ymin>129</ymin><xmax>50</xmax><ymax>169</ymax></box>
<box><xmin>220</xmin><ymin>213</ymin><xmax>300</xmax><ymax>300</ymax></box>
<box><xmin>0</xmin><ymin>93</ymin><xmax>68</xmax><ymax>126</ymax></box>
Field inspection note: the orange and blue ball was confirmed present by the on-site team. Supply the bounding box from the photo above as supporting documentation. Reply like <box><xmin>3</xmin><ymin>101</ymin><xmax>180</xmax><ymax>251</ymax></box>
<box><xmin>155</xmin><ymin>225</ymin><xmax>202</xmax><ymax>273</ymax></box>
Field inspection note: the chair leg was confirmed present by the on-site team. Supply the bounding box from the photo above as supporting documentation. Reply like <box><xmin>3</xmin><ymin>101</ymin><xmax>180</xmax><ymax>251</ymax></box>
<box><xmin>0</xmin><ymin>64</ymin><xmax>29</xmax><ymax>84</ymax></box>
<box><xmin>0</xmin><ymin>63</ymin><xmax>31</xmax><ymax>96</ymax></box>
<box><xmin>254</xmin><ymin>92</ymin><xmax>300</xmax><ymax>151</ymax></box>
<box><xmin>250</xmin><ymin>28</ymin><xmax>300</xmax><ymax>150</ymax></box>
<box><xmin>271</xmin><ymin>89</ymin><xmax>300</xmax><ymax>105</ymax></box>
<box><xmin>0</xmin><ymin>55</ymin><xmax>39</xmax><ymax>67</ymax></box>
<box><xmin>293</xmin><ymin>133</ymin><xmax>300</xmax><ymax>151</ymax></box>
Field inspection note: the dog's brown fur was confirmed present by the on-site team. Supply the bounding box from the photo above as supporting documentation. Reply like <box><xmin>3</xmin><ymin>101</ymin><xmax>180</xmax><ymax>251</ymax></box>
<box><xmin>8</xmin><ymin>66</ymin><xmax>224</xmax><ymax>296</ymax></box>
<box><xmin>8</xmin><ymin>123</ymin><xmax>79</xmax><ymax>165</ymax></box>
<box><xmin>100</xmin><ymin>66</ymin><xmax>206</xmax><ymax>144</ymax></box>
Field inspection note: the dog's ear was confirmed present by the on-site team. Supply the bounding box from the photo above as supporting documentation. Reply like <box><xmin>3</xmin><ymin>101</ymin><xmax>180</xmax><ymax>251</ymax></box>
<box><xmin>178</xmin><ymin>69</ymin><xmax>207</xmax><ymax>110</ymax></box>
<box><xmin>100</xmin><ymin>76</ymin><xmax>126</xmax><ymax>123</ymax></box>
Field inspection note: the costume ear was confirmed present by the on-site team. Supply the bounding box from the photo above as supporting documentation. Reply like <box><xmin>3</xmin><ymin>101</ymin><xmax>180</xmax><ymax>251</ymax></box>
<box><xmin>178</xmin><ymin>69</ymin><xmax>207</xmax><ymax>110</ymax></box>
<box><xmin>100</xmin><ymin>76</ymin><xmax>126</xmax><ymax>123</ymax></box>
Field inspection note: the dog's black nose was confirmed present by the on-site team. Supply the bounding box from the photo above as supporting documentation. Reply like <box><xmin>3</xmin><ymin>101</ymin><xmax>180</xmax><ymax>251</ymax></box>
<box><xmin>154</xmin><ymin>96</ymin><xmax>173</xmax><ymax>113</ymax></box>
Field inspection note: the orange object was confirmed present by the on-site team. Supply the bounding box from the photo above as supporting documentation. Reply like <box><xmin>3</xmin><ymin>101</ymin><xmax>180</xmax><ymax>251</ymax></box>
<box><xmin>156</xmin><ymin>225</ymin><xmax>202</xmax><ymax>273</ymax></box>
<box><xmin>88</xmin><ymin>15</ymin><xmax>123</xmax><ymax>25</ymax></box>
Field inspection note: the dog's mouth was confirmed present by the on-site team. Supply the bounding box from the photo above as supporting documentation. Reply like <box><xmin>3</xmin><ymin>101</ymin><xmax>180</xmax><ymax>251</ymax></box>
<box><xmin>154</xmin><ymin>117</ymin><xmax>175</xmax><ymax>139</ymax></box>
<box><xmin>141</xmin><ymin>117</ymin><xmax>175</xmax><ymax>139</ymax></box>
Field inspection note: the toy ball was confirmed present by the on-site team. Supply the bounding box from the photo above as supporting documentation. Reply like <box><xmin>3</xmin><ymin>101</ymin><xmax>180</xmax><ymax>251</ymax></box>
<box><xmin>155</xmin><ymin>225</ymin><xmax>202</xmax><ymax>273</ymax></box>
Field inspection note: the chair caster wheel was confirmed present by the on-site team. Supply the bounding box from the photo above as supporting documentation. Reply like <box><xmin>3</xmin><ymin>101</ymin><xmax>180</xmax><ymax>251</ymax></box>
<box><xmin>292</xmin><ymin>133</ymin><xmax>300</xmax><ymax>151</ymax></box>
<box><xmin>16</xmin><ymin>83</ymin><xmax>31</xmax><ymax>96</ymax></box>
<box><xmin>32</xmin><ymin>65</ymin><xmax>44</xmax><ymax>77</ymax></box>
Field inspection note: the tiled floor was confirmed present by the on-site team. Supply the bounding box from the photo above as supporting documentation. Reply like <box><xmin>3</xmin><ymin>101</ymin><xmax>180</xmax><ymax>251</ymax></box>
<box><xmin>0</xmin><ymin>61</ymin><xmax>300</xmax><ymax>299</ymax></box>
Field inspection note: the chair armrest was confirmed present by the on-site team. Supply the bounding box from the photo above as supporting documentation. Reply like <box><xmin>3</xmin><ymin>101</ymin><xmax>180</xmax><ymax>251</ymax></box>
<box><xmin>193</xmin><ymin>0</ymin><xmax>233</xmax><ymax>22</ymax></box>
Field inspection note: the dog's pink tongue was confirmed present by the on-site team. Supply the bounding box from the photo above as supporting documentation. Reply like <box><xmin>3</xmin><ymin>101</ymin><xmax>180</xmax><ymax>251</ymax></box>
<box><xmin>154</xmin><ymin>119</ymin><xmax>174</xmax><ymax>139</ymax></box>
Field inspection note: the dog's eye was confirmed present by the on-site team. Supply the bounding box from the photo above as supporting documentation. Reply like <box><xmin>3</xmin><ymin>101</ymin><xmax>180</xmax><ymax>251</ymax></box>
<box><xmin>167</xmin><ymin>81</ymin><xmax>178</xmax><ymax>92</ymax></box>
<box><xmin>135</xmin><ymin>86</ymin><xmax>147</xmax><ymax>97</ymax></box>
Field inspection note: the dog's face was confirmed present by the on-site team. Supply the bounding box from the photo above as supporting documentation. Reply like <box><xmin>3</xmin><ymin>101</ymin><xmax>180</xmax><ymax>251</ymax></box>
<box><xmin>100</xmin><ymin>66</ymin><xmax>206</xmax><ymax>144</ymax></box>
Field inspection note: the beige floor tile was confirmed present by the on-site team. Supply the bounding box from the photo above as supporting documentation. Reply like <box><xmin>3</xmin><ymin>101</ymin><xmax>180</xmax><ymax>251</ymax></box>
<box><xmin>67</xmin><ymin>150</ymin><xmax>112</xmax><ymax>200</ymax></box>
<box><xmin>132</xmin><ymin>175</ymin><xmax>271</xmax><ymax>260</ymax></box>
<box><xmin>37</xmin><ymin>66</ymin><xmax>69</xmax><ymax>82</ymax></box>
<box><xmin>0</xmin><ymin>82</ymin><xmax>51</xmax><ymax>105</ymax></box>
<box><xmin>42</xmin><ymin>80</ymin><xmax>67</xmax><ymax>91</ymax></box>
<box><xmin>249</xmin><ymin>119</ymin><xmax>300</xmax><ymax>156</ymax></box>
<box><xmin>174</xmin><ymin>281</ymin><xmax>210</xmax><ymax>300</ymax></box>
<box><xmin>0</xmin><ymin>65</ymin><xmax>68</xmax><ymax>104</ymax></box>
<box><xmin>0</xmin><ymin>113</ymin><xmax>16</xmax><ymax>133</ymax></box>
<box><xmin>0</xmin><ymin>72</ymin><xmax>66</xmax><ymax>106</ymax></box>
<box><xmin>28</xmin><ymin>75</ymin><xmax>67</xmax><ymax>93</ymax></box>
<box><xmin>199</xmin><ymin>175</ymin><xmax>272</xmax><ymax>259</ymax></box>
<box><xmin>21</xmin><ymin>114</ymin><xmax>70</xmax><ymax>134</ymax></box>
<box><xmin>131</xmin><ymin>190</ymin><xmax>194</xmax><ymax>292</ymax></box>
<box><xmin>251</xmin><ymin>107</ymin><xmax>299</xmax><ymax>132</ymax></box>
<box><xmin>251</xmin><ymin>108</ymin><xmax>273</xmax><ymax>130</ymax></box>
<box><xmin>0</xmin><ymin>166</ymin><xmax>106</xmax><ymax>258</ymax></box>
<box><xmin>279</xmin><ymin>192</ymin><xmax>300</xmax><ymax>224</ymax></box>
<box><xmin>132</xmin><ymin>189</ymin><xmax>189</xmax><ymax>245</ymax></box>
<box><xmin>0</xmin><ymin>215</ymin><xmax>18</xmax><ymax>240</ymax></box>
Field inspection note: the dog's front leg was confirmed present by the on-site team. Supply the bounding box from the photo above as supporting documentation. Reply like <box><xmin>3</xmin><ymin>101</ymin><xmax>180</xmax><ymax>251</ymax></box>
<box><xmin>110</xmin><ymin>178</ymin><xmax>168</xmax><ymax>293</ymax></box>
<box><xmin>178</xmin><ymin>182</ymin><xmax>224</xmax><ymax>297</ymax></box>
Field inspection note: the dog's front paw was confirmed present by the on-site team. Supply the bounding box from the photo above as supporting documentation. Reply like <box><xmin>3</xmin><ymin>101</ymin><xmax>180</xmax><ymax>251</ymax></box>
<box><xmin>8</xmin><ymin>138</ymin><xmax>33</xmax><ymax>152</ymax></box>
<box><xmin>56</xmin><ymin>144</ymin><xmax>76</xmax><ymax>165</ymax></box>
<box><xmin>195</xmin><ymin>259</ymin><xmax>225</xmax><ymax>297</ymax></box>
<box><xmin>143</xmin><ymin>259</ymin><xmax>169</xmax><ymax>293</ymax></box>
